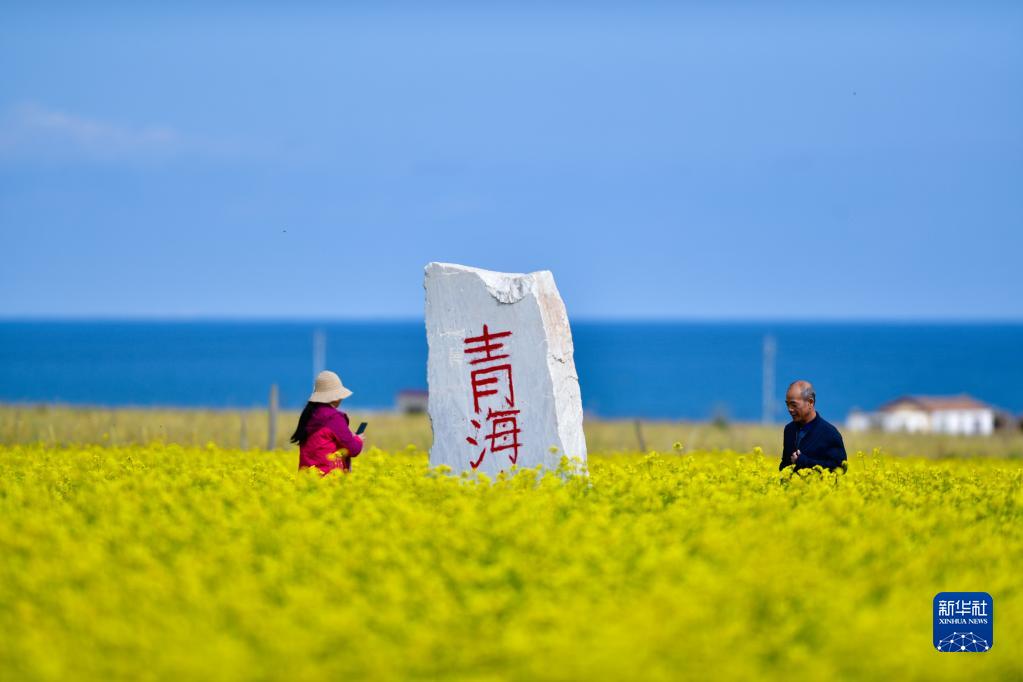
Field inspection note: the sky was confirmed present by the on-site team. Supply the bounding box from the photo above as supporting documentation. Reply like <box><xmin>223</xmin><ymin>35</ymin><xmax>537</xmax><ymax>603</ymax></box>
<box><xmin>1</xmin><ymin>2</ymin><xmax>1021</xmax><ymax>320</ymax></box>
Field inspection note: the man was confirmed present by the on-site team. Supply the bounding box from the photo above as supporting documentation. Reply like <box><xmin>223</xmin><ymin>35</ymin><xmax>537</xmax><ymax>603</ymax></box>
<box><xmin>780</xmin><ymin>380</ymin><xmax>848</xmax><ymax>472</ymax></box>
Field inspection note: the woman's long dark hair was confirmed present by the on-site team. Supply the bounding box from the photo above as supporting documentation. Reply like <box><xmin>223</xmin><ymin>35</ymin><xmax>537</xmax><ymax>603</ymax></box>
<box><xmin>290</xmin><ymin>401</ymin><xmax>321</xmax><ymax>445</ymax></box>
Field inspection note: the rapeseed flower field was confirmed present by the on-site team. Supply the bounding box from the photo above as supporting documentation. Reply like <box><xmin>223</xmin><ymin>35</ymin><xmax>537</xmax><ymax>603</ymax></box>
<box><xmin>1</xmin><ymin>444</ymin><xmax>1020</xmax><ymax>681</ymax></box>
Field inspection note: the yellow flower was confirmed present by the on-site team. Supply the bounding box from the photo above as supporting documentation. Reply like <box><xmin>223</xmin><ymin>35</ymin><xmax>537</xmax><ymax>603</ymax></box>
<box><xmin>0</xmin><ymin>440</ymin><xmax>1017</xmax><ymax>680</ymax></box>
<box><xmin>327</xmin><ymin>447</ymin><xmax>350</xmax><ymax>461</ymax></box>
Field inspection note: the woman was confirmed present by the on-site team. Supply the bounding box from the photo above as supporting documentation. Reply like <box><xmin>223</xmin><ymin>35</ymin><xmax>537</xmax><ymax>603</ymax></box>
<box><xmin>291</xmin><ymin>370</ymin><xmax>364</xmax><ymax>475</ymax></box>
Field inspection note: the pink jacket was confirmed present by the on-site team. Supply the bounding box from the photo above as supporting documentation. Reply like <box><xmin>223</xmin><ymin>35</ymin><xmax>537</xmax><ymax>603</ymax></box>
<box><xmin>298</xmin><ymin>405</ymin><xmax>364</xmax><ymax>475</ymax></box>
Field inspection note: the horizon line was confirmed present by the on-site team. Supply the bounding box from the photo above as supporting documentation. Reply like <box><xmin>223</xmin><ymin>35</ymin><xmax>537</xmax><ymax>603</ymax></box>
<box><xmin>2</xmin><ymin>314</ymin><xmax>1022</xmax><ymax>325</ymax></box>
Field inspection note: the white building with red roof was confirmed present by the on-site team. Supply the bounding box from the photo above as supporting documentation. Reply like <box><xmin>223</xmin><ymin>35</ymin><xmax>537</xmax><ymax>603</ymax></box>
<box><xmin>847</xmin><ymin>395</ymin><xmax>995</xmax><ymax>436</ymax></box>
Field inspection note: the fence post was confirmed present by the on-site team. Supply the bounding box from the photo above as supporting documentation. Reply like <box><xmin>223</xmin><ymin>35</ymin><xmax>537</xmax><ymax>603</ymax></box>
<box><xmin>267</xmin><ymin>384</ymin><xmax>279</xmax><ymax>450</ymax></box>
<box><xmin>240</xmin><ymin>411</ymin><xmax>248</xmax><ymax>450</ymax></box>
<box><xmin>633</xmin><ymin>419</ymin><xmax>647</xmax><ymax>452</ymax></box>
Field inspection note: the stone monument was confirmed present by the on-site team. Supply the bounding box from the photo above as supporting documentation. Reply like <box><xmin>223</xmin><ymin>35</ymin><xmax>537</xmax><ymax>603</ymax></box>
<box><xmin>424</xmin><ymin>262</ymin><xmax>587</xmax><ymax>476</ymax></box>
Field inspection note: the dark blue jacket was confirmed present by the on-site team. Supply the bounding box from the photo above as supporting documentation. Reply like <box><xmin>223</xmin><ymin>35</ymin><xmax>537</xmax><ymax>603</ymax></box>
<box><xmin>779</xmin><ymin>413</ymin><xmax>848</xmax><ymax>471</ymax></box>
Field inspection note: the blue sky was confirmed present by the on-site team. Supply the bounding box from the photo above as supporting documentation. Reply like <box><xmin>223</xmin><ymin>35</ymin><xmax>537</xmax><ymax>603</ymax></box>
<box><xmin>2</xmin><ymin>2</ymin><xmax>1021</xmax><ymax>320</ymax></box>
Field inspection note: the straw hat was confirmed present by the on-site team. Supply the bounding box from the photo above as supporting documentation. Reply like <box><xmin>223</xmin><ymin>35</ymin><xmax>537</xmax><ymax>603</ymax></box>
<box><xmin>309</xmin><ymin>370</ymin><xmax>353</xmax><ymax>403</ymax></box>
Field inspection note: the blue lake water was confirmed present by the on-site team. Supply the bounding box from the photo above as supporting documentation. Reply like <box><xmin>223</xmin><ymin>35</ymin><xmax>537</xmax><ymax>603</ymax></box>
<box><xmin>1</xmin><ymin>321</ymin><xmax>1021</xmax><ymax>421</ymax></box>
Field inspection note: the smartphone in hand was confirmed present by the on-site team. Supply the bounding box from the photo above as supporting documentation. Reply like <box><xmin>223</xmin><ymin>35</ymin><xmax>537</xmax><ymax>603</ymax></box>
<box><xmin>356</xmin><ymin>422</ymin><xmax>368</xmax><ymax>436</ymax></box>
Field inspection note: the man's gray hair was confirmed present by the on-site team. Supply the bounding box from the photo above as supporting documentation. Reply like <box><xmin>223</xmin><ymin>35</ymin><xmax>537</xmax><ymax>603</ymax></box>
<box><xmin>789</xmin><ymin>380</ymin><xmax>815</xmax><ymax>403</ymax></box>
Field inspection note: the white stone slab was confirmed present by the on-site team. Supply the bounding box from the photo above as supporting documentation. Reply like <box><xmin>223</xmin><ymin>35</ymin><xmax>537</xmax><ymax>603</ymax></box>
<box><xmin>424</xmin><ymin>262</ymin><xmax>587</xmax><ymax>476</ymax></box>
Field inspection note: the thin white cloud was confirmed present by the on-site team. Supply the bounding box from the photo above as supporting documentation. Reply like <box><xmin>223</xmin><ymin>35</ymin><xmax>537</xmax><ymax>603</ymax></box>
<box><xmin>0</xmin><ymin>102</ymin><xmax>186</xmax><ymax>162</ymax></box>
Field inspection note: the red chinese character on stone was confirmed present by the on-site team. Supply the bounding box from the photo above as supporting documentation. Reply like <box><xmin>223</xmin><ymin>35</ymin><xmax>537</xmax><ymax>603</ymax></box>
<box><xmin>464</xmin><ymin>325</ymin><xmax>516</xmax><ymax>412</ymax></box>
<box><xmin>463</xmin><ymin>324</ymin><xmax>522</xmax><ymax>469</ymax></box>
<box><xmin>465</xmin><ymin>409</ymin><xmax>522</xmax><ymax>468</ymax></box>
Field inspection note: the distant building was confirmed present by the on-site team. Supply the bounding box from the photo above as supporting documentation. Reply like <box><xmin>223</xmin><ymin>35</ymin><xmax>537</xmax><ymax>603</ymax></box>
<box><xmin>846</xmin><ymin>395</ymin><xmax>995</xmax><ymax>436</ymax></box>
<box><xmin>396</xmin><ymin>389</ymin><xmax>429</xmax><ymax>414</ymax></box>
<box><xmin>845</xmin><ymin>409</ymin><xmax>874</xmax><ymax>433</ymax></box>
